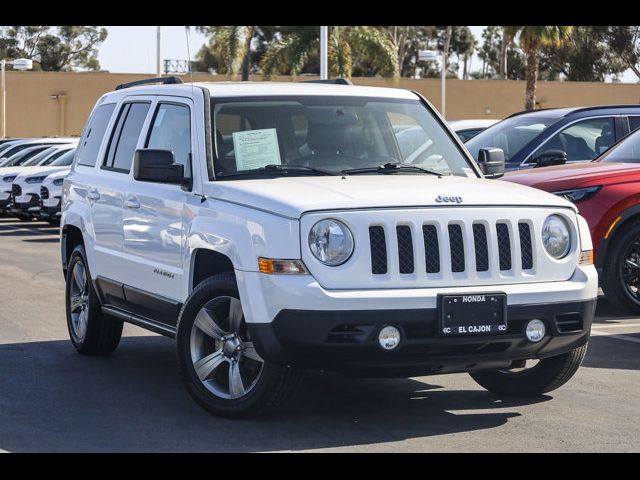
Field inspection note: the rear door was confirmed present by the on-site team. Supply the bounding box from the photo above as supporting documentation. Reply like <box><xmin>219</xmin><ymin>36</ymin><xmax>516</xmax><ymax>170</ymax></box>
<box><xmin>92</xmin><ymin>99</ymin><xmax>151</xmax><ymax>292</ymax></box>
<box><xmin>121</xmin><ymin>97</ymin><xmax>194</xmax><ymax>326</ymax></box>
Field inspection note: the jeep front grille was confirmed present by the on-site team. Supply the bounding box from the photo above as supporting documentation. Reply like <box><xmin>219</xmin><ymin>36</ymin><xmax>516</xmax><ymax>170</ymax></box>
<box><xmin>369</xmin><ymin>220</ymin><xmax>535</xmax><ymax>277</ymax></box>
<box><xmin>40</xmin><ymin>186</ymin><xmax>49</xmax><ymax>200</ymax></box>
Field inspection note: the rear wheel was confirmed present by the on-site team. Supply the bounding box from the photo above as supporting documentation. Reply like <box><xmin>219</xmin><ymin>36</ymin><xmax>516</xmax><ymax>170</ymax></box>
<box><xmin>65</xmin><ymin>245</ymin><xmax>123</xmax><ymax>355</ymax></box>
<box><xmin>469</xmin><ymin>344</ymin><xmax>588</xmax><ymax>396</ymax></box>
<box><xmin>176</xmin><ymin>273</ymin><xmax>301</xmax><ymax>418</ymax></box>
<box><xmin>602</xmin><ymin>221</ymin><xmax>640</xmax><ymax>313</ymax></box>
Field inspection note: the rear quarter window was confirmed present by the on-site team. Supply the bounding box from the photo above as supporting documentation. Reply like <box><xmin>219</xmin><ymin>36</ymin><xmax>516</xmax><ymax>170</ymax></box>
<box><xmin>76</xmin><ymin>103</ymin><xmax>117</xmax><ymax>167</ymax></box>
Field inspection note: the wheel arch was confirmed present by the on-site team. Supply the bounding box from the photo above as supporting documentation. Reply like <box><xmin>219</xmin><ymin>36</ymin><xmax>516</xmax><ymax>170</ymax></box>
<box><xmin>596</xmin><ymin>204</ymin><xmax>640</xmax><ymax>273</ymax></box>
<box><xmin>189</xmin><ymin>248</ymin><xmax>236</xmax><ymax>292</ymax></box>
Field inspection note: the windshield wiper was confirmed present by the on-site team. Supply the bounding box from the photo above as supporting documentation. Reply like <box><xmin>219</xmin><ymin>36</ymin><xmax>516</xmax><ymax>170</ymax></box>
<box><xmin>216</xmin><ymin>164</ymin><xmax>341</xmax><ymax>178</ymax></box>
<box><xmin>342</xmin><ymin>162</ymin><xmax>444</xmax><ymax>177</ymax></box>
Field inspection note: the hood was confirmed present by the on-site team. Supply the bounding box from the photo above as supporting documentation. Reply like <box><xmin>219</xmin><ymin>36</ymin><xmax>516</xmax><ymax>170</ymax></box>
<box><xmin>203</xmin><ymin>175</ymin><xmax>575</xmax><ymax>218</ymax></box>
<box><xmin>44</xmin><ymin>169</ymin><xmax>70</xmax><ymax>181</ymax></box>
<box><xmin>504</xmin><ymin>162</ymin><xmax>640</xmax><ymax>191</ymax></box>
<box><xmin>16</xmin><ymin>166</ymin><xmax>69</xmax><ymax>181</ymax></box>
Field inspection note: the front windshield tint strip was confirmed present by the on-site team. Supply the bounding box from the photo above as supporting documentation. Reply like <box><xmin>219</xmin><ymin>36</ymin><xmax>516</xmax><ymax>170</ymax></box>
<box><xmin>210</xmin><ymin>96</ymin><xmax>474</xmax><ymax>179</ymax></box>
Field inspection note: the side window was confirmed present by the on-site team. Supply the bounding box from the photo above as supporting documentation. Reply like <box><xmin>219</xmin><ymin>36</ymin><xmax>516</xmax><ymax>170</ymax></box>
<box><xmin>103</xmin><ymin>102</ymin><xmax>150</xmax><ymax>172</ymax></box>
<box><xmin>76</xmin><ymin>103</ymin><xmax>116</xmax><ymax>167</ymax></box>
<box><xmin>629</xmin><ymin>116</ymin><xmax>640</xmax><ymax>133</ymax></box>
<box><xmin>145</xmin><ymin>103</ymin><xmax>192</xmax><ymax>178</ymax></box>
<box><xmin>538</xmin><ymin>117</ymin><xmax>616</xmax><ymax>162</ymax></box>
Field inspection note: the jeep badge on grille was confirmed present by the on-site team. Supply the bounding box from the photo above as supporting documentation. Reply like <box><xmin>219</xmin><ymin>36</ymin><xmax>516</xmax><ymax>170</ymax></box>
<box><xmin>435</xmin><ymin>195</ymin><xmax>463</xmax><ymax>203</ymax></box>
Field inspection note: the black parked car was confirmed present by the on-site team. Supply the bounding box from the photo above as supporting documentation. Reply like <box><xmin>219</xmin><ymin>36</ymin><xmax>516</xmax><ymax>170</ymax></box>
<box><xmin>465</xmin><ymin>105</ymin><xmax>640</xmax><ymax>172</ymax></box>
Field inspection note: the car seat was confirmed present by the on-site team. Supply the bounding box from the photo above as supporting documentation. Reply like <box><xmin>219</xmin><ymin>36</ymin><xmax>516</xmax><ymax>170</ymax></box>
<box><xmin>595</xmin><ymin>123</ymin><xmax>615</xmax><ymax>155</ymax></box>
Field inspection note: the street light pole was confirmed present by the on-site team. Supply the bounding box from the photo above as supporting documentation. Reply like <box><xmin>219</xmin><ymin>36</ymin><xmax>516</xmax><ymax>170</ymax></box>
<box><xmin>1</xmin><ymin>59</ymin><xmax>6</xmax><ymax>139</ymax></box>
<box><xmin>320</xmin><ymin>26</ymin><xmax>328</xmax><ymax>80</ymax></box>
<box><xmin>156</xmin><ymin>26</ymin><xmax>162</xmax><ymax>78</ymax></box>
<box><xmin>440</xmin><ymin>52</ymin><xmax>446</xmax><ymax>118</ymax></box>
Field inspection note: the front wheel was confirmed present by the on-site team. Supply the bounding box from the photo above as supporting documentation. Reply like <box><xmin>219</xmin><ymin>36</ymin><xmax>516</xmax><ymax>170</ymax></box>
<box><xmin>469</xmin><ymin>343</ymin><xmax>588</xmax><ymax>396</ymax></box>
<box><xmin>176</xmin><ymin>273</ymin><xmax>301</xmax><ymax>418</ymax></box>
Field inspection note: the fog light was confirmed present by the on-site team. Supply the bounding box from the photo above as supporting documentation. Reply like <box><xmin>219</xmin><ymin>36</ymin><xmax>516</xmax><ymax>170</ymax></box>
<box><xmin>378</xmin><ymin>326</ymin><xmax>401</xmax><ymax>350</ymax></box>
<box><xmin>525</xmin><ymin>319</ymin><xmax>546</xmax><ymax>342</ymax></box>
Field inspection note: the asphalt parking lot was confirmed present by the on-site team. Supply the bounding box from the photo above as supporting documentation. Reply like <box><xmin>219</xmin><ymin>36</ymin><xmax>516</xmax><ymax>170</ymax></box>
<box><xmin>0</xmin><ymin>216</ymin><xmax>639</xmax><ymax>453</ymax></box>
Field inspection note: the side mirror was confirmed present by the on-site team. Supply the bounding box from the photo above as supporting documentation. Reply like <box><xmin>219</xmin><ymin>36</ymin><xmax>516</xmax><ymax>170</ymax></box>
<box><xmin>133</xmin><ymin>149</ymin><xmax>189</xmax><ymax>188</ymax></box>
<box><xmin>477</xmin><ymin>147</ymin><xmax>505</xmax><ymax>179</ymax></box>
<box><xmin>533</xmin><ymin>149</ymin><xmax>567</xmax><ymax>168</ymax></box>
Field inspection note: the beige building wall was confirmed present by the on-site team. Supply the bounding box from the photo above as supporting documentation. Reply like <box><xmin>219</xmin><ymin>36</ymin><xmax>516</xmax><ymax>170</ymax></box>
<box><xmin>2</xmin><ymin>71</ymin><xmax>640</xmax><ymax>138</ymax></box>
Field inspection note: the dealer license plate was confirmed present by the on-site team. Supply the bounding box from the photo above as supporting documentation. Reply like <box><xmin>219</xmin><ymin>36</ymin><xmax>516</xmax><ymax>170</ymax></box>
<box><xmin>438</xmin><ymin>293</ymin><xmax>507</xmax><ymax>336</ymax></box>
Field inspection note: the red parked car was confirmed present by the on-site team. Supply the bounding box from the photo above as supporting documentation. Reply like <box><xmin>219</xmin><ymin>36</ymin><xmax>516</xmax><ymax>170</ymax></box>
<box><xmin>504</xmin><ymin>127</ymin><xmax>640</xmax><ymax>312</ymax></box>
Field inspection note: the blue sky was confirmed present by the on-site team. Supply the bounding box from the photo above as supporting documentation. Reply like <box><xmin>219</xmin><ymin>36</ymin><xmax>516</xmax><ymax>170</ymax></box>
<box><xmin>97</xmin><ymin>26</ymin><xmax>637</xmax><ymax>82</ymax></box>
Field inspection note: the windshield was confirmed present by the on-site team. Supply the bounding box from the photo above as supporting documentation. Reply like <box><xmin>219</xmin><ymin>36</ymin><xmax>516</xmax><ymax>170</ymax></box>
<box><xmin>598</xmin><ymin>128</ymin><xmax>640</xmax><ymax>163</ymax></box>
<box><xmin>50</xmin><ymin>148</ymin><xmax>76</xmax><ymax>166</ymax></box>
<box><xmin>41</xmin><ymin>148</ymin><xmax>71</xmax><ymax>166</ymax></box>
<box><xmin>211</xmin><ymin>96</ymin><xmax>475</xmax><ymax>179</ymax></box>
<box><xmin>3</xmin><ymin>147</ymin><xmax>48</xmax><ymax>166</ymax></box>
<box><xmin>465</xmin><ymin>115</ymin><xmax>558</xmax><ymax>161</ymax></box>
<box><xmin>22</xmin><ymin>148</ymin><xmax>57</xmax><ymax>166</ymax></box>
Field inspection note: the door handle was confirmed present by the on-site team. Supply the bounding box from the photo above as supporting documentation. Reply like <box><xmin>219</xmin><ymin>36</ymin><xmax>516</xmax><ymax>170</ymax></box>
<box><xmin>87</xmin><ymin>189</ymin><xmax>100</xmax><ymax>201</ymax></box>
<box><xmin>125</xmin><ymin>198</ymin><xmax>140</xmax><ymax>209</ymax></box>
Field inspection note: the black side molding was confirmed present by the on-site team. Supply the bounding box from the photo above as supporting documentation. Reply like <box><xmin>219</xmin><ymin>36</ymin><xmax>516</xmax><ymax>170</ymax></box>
<box><xmin>115</xmin><ymin>76</ymin><xmax>184</xmax><ymax>90</ymax></box>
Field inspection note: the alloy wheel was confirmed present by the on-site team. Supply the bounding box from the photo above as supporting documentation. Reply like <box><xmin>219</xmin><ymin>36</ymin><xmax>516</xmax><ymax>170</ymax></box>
<box><xmin>189</xmin><ymin>296</ymin><xmax>264</xmax><ymax>399</ymax></box>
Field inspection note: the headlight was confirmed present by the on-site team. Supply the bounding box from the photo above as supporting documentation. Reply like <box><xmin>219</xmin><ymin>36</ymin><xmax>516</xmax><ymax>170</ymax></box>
<box><xmin>53</xmin><ymin>178</ymin><xmax>64</xmax><ymax>186</ymax></box>
<box><xmin>553</xmin><ymin>186</ymin><xmax>601</xmax><ymax>203</ymax></box>
<box><xmin>308</xmin><ymin>219</ymin><xmax>354</xmax><ymax>266</ymax></box>
<box><xmin>542</xmin><ymin>215</ymin><xmax>571</xmax><ymax>259</ymax></box>
<box><xmin>2</xmin><ymin>175</ymin><xmax>16</xmax><ymax>183</ymax></box>
<box><xmin>25</xmin><ymin>176</ymin><xmax>47</xmax><ymax>184</ymax></box>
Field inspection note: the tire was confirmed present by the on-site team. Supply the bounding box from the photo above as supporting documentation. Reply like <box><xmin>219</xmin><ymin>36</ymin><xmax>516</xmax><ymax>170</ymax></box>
<box><xmin>469</xmin><ymin>343</ymin><xmax>588</xmax><ymax>396</ymax></box>
<box><xmin>176</xmin><ymin>273</ymin><xmax>301</xmax><ymax>418</ymax></box>
<box><xmin>65</xmin><ymin>244</ymin><xmax>123</xmax><ymax>355</ymax></box>
<box><xmin>602</xmin><ymin>221</ymin><xmax>640</xmax><ymax>313</ymax></box>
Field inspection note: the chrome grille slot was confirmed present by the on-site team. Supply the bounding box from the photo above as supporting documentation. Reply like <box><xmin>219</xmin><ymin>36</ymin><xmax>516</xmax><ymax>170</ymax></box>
<box><xmin>448</xmin><ymin>224</ymin><xmax>465</xmax><ymax>273</ymax></box>
<box><xmin>519</xmin><ymin>223</ymin><xmax>533</xmax><ymax>270</ymax></box>
<box><xmin>422</xmin><ymin>225</ymin><xmax>440</xmax><ymax>273</ymax></box>
<box><xmin>396</xmin><ymin>225</ymin><xmax>414</xmax><ymax>274</ymax></box>
<box><xmin>496</xmin><ymin>223</ymin><xmax>512</xmax><ymax>271</ymax></box>
<box><xmin>369</xmin><ymin>226</ymin><xmax>387</xmax><ymax>274</ymax></box>
<box><xmin>472</xmin><ymin>223</ymin><xmax>489</xmax><ymax>272</ymax></box>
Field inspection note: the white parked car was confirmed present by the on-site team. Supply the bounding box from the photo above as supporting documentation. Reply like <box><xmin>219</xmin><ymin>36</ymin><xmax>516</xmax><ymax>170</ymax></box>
<box><xmin>449</xmin><ymin>119</ymin><xmax>500</xmax><ymax>142</ymax></box>
<box><xmin>9</xmin><ymin>147</ymin><xmax>76</xmax><ymax>220</ymax></box>
<box><xmin>38</xmin><ymin>167</ymin><xmax>72</xmax><ymax>223</ymax></box>
<box><xmin>60</xmin><ymin>78</ymin><xmax>598</xmax><ymax>418</ymax></box>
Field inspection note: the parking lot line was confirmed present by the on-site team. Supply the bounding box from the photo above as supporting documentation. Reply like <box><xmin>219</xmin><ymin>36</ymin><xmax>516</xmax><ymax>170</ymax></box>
<box><xmin>592</xmin><ymin>323</ymin><xmax>640</xmax><ymax>329</ymax></box>
<box><xmin>589</xmin><ymin>330</ymin><xmax>640</xmax><ymax>344</ymax></box>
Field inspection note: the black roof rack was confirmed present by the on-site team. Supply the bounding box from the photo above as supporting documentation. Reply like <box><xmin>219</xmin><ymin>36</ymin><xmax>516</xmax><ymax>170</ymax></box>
<box><xmin>506</xmin><ymin>107</ymin><xmax>559</xmax><ymax>118</ymax></box>
<box><xmin>115</xmin><ymin>76</ymin><xmax>184</xmax><ymax>91</ymax></box>
<box><xmin>565</xmin><ymin>104</ymin><xmax>640</xmax><ymax>115</ymax></box>
<box><xmin>302</xmin><ymin>78</ymin><xmax>353</xmax><ymax>85</ymax></box>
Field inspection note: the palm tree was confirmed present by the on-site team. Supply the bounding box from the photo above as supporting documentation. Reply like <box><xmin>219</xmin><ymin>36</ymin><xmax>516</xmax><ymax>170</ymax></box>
<box><xmin>499</xmin><ymin>26</ymin><xmax>519</xmax><ymax>79</ymax></box>
<box><xmin>261</xmin><ymin>26</ymin><xmax>398</xmax><ymax>79</ymax></box>
<box><xmin>196</xmin><ymin>26</ymin><xmax>257</xmax><ymax>80</ymax></box>
<box><xmin>514</xmin><ymin>26</ymin><xmax>573</xmax><ymax>110</ymax></box>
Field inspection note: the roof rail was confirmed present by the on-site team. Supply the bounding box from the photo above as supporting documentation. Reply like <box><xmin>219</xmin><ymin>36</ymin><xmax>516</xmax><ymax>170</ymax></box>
<box><xmin>115</xmin><ymin>76</ymin><xmax>184</xmax><ymax>91</ymax></box>
<box><xmin>565</xmin><ymin>104</ymin><xmax>640</xmax><ymax>115</ymax></box>
<box><xmin>506</xmin><ymin>107</ymin><xmax>558</xmax><ymax>118</ymax></box>
<box><xmin>302</xmin><ymin>78</ymin><xmax>353</xmax><ymax>85</ymax></box>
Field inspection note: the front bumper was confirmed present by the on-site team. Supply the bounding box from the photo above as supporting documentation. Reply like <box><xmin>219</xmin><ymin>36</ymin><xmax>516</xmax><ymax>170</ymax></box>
<box><xmin>248</xmin><ymin>299</ymin><xmax>595</xmax><ymax>376</ymax></box>
<box><xmin>10</xmin><ymin>194</ymin><xmax>39</xmax><ymax>214</ymax></box>
<box><xmin>238</xmin><ymin>265</ymin><xmax>598</xmax><ymax>376</ymax></box>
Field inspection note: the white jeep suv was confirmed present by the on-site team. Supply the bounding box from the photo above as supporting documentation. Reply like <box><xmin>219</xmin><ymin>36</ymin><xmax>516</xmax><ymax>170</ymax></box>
<box><xmin>60</xmin><ymin>78</ymin><xmax>598</xmax><ymax>417</ymax></box>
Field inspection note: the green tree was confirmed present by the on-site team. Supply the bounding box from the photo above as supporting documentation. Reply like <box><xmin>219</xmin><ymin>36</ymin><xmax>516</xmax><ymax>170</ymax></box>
<box><xmin>603</xmin><ymin>26</ymin><xmax>640</xmax><ymax>80</ymax></box>
<box><xmin>261</xmin><ymin>26</ymin><xmax>398</xmax><ymax>79</ymax></box>
<box><xmin>540</xmin><ymin>26</ymin><xmax>626</xmax><ymax>81</ymax></box>
<box><xmin>0</xmin><ymin>26</ymin><xmax>107</xmax><ymax>71</ymax></box>
<box><xmin>515</xmin><ymin>26</ymin><xmax>573</xmax><ymax>110</ymax></box>
<box><xmin>195</xmin><ymin>26</ymin><xmax>279</xmax><ymax>80</ymax></box>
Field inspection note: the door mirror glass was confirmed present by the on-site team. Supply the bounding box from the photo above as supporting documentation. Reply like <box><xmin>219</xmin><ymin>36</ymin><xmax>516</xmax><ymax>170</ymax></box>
<box><xmin>534</xmin><ymin>149</ymin><xmax>567</xmax><ymax>168</ymax></box>
<box><xmin>477</xmin><ymin>147</ymin><xmax>505</xmax><ymax>179</ymax></box>
<box><xmin>133</xmin><ymin>149</ymin><xmax>188</xmax><ymax>186</ymax></box>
